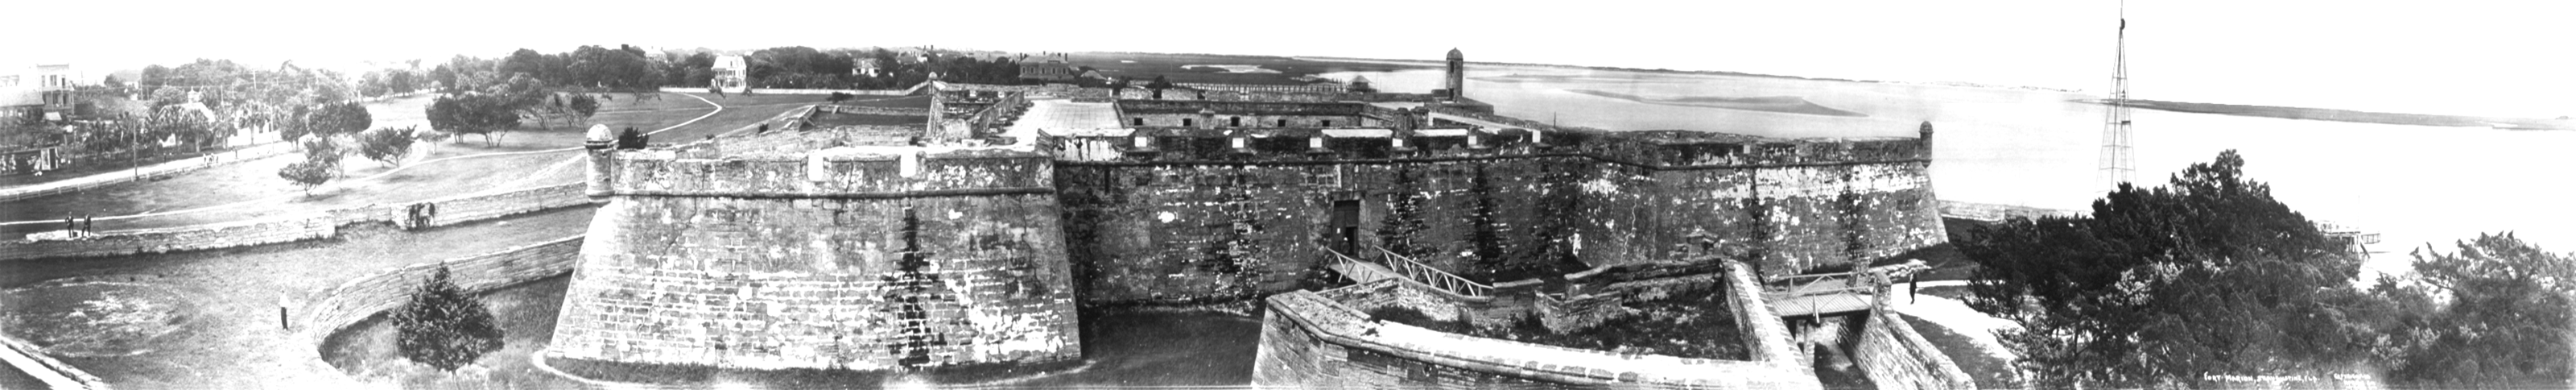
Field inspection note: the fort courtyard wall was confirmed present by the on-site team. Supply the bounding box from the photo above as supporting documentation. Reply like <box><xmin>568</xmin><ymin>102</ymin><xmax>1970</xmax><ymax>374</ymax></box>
<box><xmin>1048</xmin><ymin>123</ymin><xmax>1943</xmax><ymax>305</ymax></box>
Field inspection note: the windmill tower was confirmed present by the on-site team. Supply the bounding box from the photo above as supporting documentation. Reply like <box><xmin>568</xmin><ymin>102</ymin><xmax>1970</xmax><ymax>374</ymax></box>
<box><xmin>2098</xmin><ymin>5</ymin><xmax>2136</xmax><ymax>191</ymax></box>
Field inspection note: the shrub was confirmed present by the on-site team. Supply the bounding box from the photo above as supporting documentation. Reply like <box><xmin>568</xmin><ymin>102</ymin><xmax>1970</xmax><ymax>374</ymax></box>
<box><xmin>616</xmin><ymin>127</ymin><xmax>649</xmax><ymax>149</ymax></box>
<box><xmin>392</xmin><ymin>263</ymin><xmax>504</xmax><ymax>372</ymax></box>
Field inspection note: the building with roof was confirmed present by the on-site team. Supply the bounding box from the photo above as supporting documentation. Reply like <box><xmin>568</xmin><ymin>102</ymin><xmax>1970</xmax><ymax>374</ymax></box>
<box><xmin>0</xmin><ymin>64</ymin><xmax>81</xmax><ymax>122</ymax></box>
<box><xmin>710</xmin><ymin>56</ymin><xmax>749</xmax><ymax>93</ymax></box>
<box><xmin>1017</xmin><ymin>53</ymin><xmax>1078</xmax><ymax>83</ymax></box>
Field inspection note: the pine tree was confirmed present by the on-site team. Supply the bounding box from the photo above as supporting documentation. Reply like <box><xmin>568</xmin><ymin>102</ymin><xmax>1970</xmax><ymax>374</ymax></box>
<box><xmin>393</xmin><ymin>263</ymin><xmax>504</xmax><ymax>372</ymax></box>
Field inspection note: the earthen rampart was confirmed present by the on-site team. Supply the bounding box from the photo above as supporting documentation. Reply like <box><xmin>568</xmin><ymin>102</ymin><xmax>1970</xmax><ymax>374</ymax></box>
<box><xmin>281</xmin><ymin>235</ymin><xmax>585</xmax><ymax>387</ymax></box>
<box><xmin>1251</xmin><ymin>259</ymin><xmax>1818</xmax><ymax>389</ymax></box>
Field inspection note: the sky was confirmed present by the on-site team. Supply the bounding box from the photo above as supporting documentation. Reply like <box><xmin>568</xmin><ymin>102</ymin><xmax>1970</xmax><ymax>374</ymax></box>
<box><xmin>12</xmin><ymin>0</ymin><xmax>2570</xmax><ymax>116</ymax></box>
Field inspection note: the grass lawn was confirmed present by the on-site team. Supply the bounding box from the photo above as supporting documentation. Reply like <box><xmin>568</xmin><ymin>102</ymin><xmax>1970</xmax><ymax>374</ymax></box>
<box><xmin>0</xmin><ymin>207</ymin><xmax>595</xmax><ymax>389</ymax></box>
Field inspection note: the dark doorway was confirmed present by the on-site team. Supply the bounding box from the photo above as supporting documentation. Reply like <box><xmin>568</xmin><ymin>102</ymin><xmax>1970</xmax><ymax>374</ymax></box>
<box><xmin>1331</xmin><ymin>200</ymin><xmax>1361</xmax><ymax>254</ymax></box>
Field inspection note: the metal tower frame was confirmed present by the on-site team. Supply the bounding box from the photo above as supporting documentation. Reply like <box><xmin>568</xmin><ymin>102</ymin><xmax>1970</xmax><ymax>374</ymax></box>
<box><xmin>2098</xmin><ymin>5</ymin><xmax>2136</xmax><ymax>191</ymax></box>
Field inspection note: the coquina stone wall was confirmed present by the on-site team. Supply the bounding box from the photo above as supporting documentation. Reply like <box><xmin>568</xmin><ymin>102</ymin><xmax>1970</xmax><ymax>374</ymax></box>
<box><xmin>2</xmin><ymin>183</ymin><xmax>596</xmax><ymax>262</ymax></box>
<box><xmin>551</xmin><ymin>147</ymin><xmax>1080</xmax><ymax>371</ymax></box>
<box><xmin>1050</xmin><ymin>122</ymin><xmax>1942</xmax><ymax>305</ymax></box>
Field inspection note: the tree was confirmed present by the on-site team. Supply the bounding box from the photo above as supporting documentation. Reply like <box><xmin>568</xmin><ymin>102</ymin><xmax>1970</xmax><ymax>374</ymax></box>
<box><xmin>426</xmin><ymin>93</ymin><xmax>522</xmax><ymax>144</ymax></box>
<box><xmin>304</xmin><ymin>102</ymin><xmax>371</xmax><ymax>136</ymax></box>
<box><xmin>392</xmin><ymin>263</ymin><xmax>504</xmax><ymax>372</ymax></box>
<box><xmin>277</xmin><ymin>160</ymin><xmax>333</xmax><ymax>195</ymax></box>
<box><xmin>568</xmin><ymin>93</ymin><xmax>600</xmax><ymax>120</ymax></box>
<box><xmin>1960</xmin><ymin>151</ymin><xmax>2376</xmax><ymax>388</ymax></box>
<box><xmin>2375</xmin><ymin>233</ymin><xmax>2574</xmax><ymax>385</ymax></box>
<box><xmin>357</xmin><ymin>126</ymin><xmax>418</xmax><ymax>167</ymax></box>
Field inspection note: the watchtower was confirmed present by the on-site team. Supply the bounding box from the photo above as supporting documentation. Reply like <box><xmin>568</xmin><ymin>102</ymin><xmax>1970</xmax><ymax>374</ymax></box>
<box><xmin>1444</xmin><ymin>48</ymin><xmax>1466</xmax><ymax>100</ymax></box>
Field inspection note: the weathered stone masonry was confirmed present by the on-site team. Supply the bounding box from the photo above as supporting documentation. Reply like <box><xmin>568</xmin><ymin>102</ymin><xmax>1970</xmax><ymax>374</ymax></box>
<box><xmin>1050</xmin><ymin>123</ymin><xmax>1944</xmax><ymax>305</ymax></box>
<box><xmin>549</xmin><ymin>143</ymin><xmax>1081</xmax><ymax>371</ymax></box>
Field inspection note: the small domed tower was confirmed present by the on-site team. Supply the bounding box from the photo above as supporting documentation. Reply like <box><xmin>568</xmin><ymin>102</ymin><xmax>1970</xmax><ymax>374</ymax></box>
<box><xmin>583</xmin><ymin>124</ymin><xmax>617</xmax><ymax>198</ymax></box>
<box><xmin>1918</xmin><ymin>121</ymin><xmax>1935</xmax><ymax>160</ymax></box>
<box><xmin>1444</xmin><ymin>48</ymin><xmax>1465</xmax><ymax>100</ymax></box>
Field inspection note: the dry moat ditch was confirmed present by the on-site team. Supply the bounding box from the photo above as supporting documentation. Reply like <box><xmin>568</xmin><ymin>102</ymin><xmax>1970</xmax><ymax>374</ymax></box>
<box><xmin>319</xmin><ymin>276</ymin><xmax>1269</xmax><ymax>388</ymax></box>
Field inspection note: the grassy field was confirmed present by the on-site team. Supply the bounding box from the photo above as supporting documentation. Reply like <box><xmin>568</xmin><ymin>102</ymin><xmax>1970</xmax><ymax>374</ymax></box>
<box><xmin>0</xmin><ymin>207</ymin><xmax>594</xmax><ymax>389</ymax></box>
<box><xmin>2090</xmin><ymin>98</ymin><xmax>2576</xmax><ymax>131</ymax></box>
<box><xmin>0</xmin><ymin>92</ymin><xmax>823</xmax><ymax>237</ymax></box>
<box><xmin>1067</xmin><ymin>52</ymin><xmax>1430</xmax><ymax>85</ymax></box>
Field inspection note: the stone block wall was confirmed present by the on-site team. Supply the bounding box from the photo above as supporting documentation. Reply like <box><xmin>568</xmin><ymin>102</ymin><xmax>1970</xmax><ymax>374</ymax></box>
<box><xmin>555</xmin><ymin>147</ymin><xmax>1080</xmax><ymax>371</ymax></box>
<box><xmin>606</xmin><ymin>148</ymin><xmax>1055</xmax><ymax>197</ymax></box>
<box><xmin>1575</xmin><ymin>157</ymin><xmax>1942</xmax><ymax>278</ymax></box>
<box><xmin>1</xmin><ymin>214</ymin><xmax>337</xmax><ymax>261</ymax></box>
<box><xmin>1055</xmin><ymin>126</ymin><xmax>1942</xmax><ymax>303</ymax></box>
<box><xmin>1055</xmin><ymin>154</ymin><xmax>1587</xmax><ymax>305</ymax></box>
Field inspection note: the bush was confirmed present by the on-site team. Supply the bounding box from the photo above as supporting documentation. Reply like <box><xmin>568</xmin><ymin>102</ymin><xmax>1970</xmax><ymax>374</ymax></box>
<box><xmin>393</xmin><ymin>264</ymin><xmax>504</xmax><ymax>372</ymax></box>
<box><xmin>615</xmin><ymin>127</ymin><xmax>649</xmax><ymax>150</ymax></box>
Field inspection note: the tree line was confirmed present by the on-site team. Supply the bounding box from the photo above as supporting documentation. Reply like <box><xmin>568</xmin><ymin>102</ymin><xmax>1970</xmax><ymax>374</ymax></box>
<box><xmin>1959</xmin><ymin>150</ymin><xmax>2574</xmax><ymax>388</ymax></box>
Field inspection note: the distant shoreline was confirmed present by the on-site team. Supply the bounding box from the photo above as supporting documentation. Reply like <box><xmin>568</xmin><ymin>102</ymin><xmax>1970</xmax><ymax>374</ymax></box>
<box><xmin>1292</xmin><ymin>56</ymin><xmax>2083</xmax><ymax>93</ymax></box>
<box><xmin>1565</xmin><ymin>89</ymin><xmax>1868</xmax><ymax>118</ymax></box>
<box><xmin>2079</xmin><ymin>99</ymin><xmax>2576</xmax><ymax>131</ymax></box>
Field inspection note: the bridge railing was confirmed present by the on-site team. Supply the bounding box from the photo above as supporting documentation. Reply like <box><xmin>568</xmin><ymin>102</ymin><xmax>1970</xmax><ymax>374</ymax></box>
<box><xmin>1368</xmin><ymin>247</ymin><xmax>1493</xmax><ymax>297</ymax></box>
<box><xmin>1769</xmin><ymin>271</ymin><xmax>1874</xmax><ymax>297</ymax></box>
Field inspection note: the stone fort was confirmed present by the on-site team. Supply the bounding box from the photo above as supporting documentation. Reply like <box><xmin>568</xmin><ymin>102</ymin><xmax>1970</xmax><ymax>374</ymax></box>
<box><xmin>545</xmin><ymin>49</ymin><xmax>1962</xmax><ymax>388</ymax></box>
